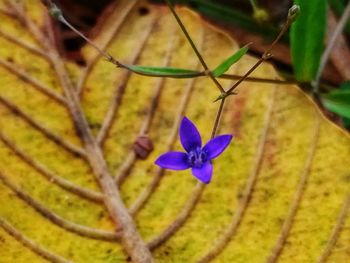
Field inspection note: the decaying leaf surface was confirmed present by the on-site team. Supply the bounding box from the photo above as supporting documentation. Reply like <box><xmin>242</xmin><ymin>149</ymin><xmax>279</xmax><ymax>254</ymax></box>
<box><xmin>0</xmin><ymin>0</ymin><xmax>349</xmax><ymax>262</ymax></box>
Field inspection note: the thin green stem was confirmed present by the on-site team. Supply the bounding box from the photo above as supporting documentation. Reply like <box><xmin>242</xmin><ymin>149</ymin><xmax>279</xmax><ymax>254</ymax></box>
<box><xmin>165</xmin><ymin>0</ymin><xmax>225</xmax><ymax>93</ymax></box>
<box><xmin>46</xmin><ymin>2</ymin><xmax>302</xmax><ymax>88</ymax></box>
<box><xmin>211</xmin><ymin>98</ymin><xmax>226</xmax><ymax>138</ymax></box>
<box><xmin>225</xmin><ymin>5</ymin><xmax>299</xmax><ymax>96</ymax></box>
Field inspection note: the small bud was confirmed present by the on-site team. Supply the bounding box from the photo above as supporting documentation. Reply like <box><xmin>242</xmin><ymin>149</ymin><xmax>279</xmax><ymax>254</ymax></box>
<box><xmin>253</xmin><ymin>8</ymin><xmax>269</xmax><ymax>23</ymax></box>
<box><xmin>49</xmin><ymin>3</ymin><xmax>63</xmax><ymax>20</ymax></box>
<box><xmin>133</xmin><ymin>135</ymin><xmax>154</xmax><ymax>160</ymax></box>
<box><xmin>288</xmin><ymin>5</ymin><xmax>300</xmax><ymax>22</ymax></box>
<box><xmin>213</xmin><ymin>93</ymin><xmax>226</xmax><ymax>102</ymax></box>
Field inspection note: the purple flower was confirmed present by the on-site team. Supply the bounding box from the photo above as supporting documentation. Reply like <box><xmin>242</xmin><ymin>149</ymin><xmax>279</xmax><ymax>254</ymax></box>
<box><xmin>155</xmin><ymin>117</ymin><xmax>232</xmax><ymax>184</ymax></box>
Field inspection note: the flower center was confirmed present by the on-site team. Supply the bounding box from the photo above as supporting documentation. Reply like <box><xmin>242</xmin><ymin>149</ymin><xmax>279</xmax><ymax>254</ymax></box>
<box><xmin>187</xmin><ymin>147</ymin><xmax>207</xmax><ymax>168</ymax></box>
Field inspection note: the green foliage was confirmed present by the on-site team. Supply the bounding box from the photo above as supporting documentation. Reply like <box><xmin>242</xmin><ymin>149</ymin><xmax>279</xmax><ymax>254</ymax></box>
<box><xmin>290</xmin><ymin>0</ymin><xmax>327</xmax><ymax>81</ymax></box>
<box><xmin>212</xmin><ymin>45</ymin><xmax>249</xmax><ymax>77</ymax></box>
<box><xmin>322</xmin><ymin>81</ymin><xmax>350</xmax><ymax>120</ymax></box>
<box><xmin>322</xmin><ymin>90</ymin><xmax>350</xmax><ymax>118</ymax></box>
<box><xmin>126</xmin><ymin>65</ymin><xmax>199</xmax><ymax>78</ymax></box>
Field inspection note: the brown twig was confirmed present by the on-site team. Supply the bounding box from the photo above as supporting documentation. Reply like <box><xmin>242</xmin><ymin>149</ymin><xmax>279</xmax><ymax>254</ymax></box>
<box><xmin>0</xmin><ymin>132</ymin><xmax>103</xmax><ymax>203</ymax></box>
<box><xmin>313</xmin><ymin>0</ymin><xmax>350</xmax><ymax>93</ymax></box>
<box><xmin>0</xmin><ymin>217</ymin><xmax>72</xmax><ymax>263</ymax></box>
<box><xmin>0</xmin><ymin>171</ymin><xmax>119</xmax><ymax>241</ymax></box>
<box><xmin>328</xmin><ymin>10</ymin><xmax>350</xmax><ymax>81</ymax></box>
<box><xmin>76</xmin><ymin>0</ymin><xmax>139</xmax><ymax>95</ymax></box>
<box><xmin>265</xmin><ymin>116</ymin><xmax>321</xmax><ymax>263</ymax></box>
<box><xmin>165</xmin><ymin>0</ymin><xmax>225</xmax><ymax>93</ymax></box>
<box><xmin>23</xmin><ymin>1</ymin><xmax>154</xmax><ymax>261</ymax></box>
<box><xmin>224</xmin><ymin>6</ymin><xmax>297</xmax><ymax>98</ymax></box>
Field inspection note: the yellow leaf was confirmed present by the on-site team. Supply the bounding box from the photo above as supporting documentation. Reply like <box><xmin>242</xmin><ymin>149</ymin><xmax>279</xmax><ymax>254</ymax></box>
<box><xmin>0</xmin><ymin>1</ymin><xmax>349</xmax><ymax>263</ymax></box>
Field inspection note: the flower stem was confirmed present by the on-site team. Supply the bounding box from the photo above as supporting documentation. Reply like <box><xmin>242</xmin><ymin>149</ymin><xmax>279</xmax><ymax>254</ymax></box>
<box><xmin>210</xmin><ymin>5</ymin><xmax>298</xmax><ymax>141</ymax></box>
<box><xmin>211</xmin><ymin>98</ymin><xmax>226</xmax><ymax>138</ymax></box>
<box><xmin>164</xmin><ymin>0</ymin><xmax>225</xmax><ymax>93</ymax></box>
<box><xmin>225</xmin><ymin>4</ymin><xmax>299</xmax><ymax>96</ymax></box>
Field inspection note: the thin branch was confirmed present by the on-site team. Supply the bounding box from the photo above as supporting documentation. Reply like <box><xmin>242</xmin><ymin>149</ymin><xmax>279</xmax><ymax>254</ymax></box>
<box><xmin>220</xmin><ymin>74</ymin><xmax>298</xmax><ymax>85</ymax></box>
<box><xmin>42</xmin><ymin>0</ymin><xmax>304</xmax><ymax>90</ymax></box>
<box><xmin>0</xmin><ymin>217</ymin><xmax>72</xmax><ymax>263</ymax></box>
<box><xmin>164</xmin><ymin>0</ymin><xmax>224</xmax><ymax>93</ymax></box>
<box><xmin>0</xmin><ymin>132</ymin><xmax>103</xmax><ymax>203</ymax></box>
<box><xmin>313</xmin><ymin>1</ymin><xmax>350</xmax><ymax>93</ymax></box>
<box><xmin>0</xmin><ymin>171</ymin><xmax>120</xmax><ymax>241</ymax></box>
<box><xmin>47</xmin><ymin>1</ymin><xmax>146</xmax><ymax>77</ymax></box>
<box><xmin>96</xmin><ymin>17</ymin><xmax>158</xmax><ymax>145</ymax></box>
<box><xmin>0</xmin><ymin>59</ymin><xmax>66</xmax><ymax>105</ymax></box>
<box><xmin>316</xmin><ymin>194</ymin><xmax>350</xmax><ymax>263</ymax></box>
<box><xmin>225</xmin><ymin>5</ymin><xmax>297</xmax><ymax>96</ymax></box>
<box><xmin>39</xmin><ymin>3</ymin><xmax>154</xmax><ymax>261</ymax></box>
<box><xmin>211</xmin><ymin>98</ymin><xmax>226</xmax><ymax>138</ymax></box>
<box><xmin>0</xmin><ymin>28</ymin><xmax>48</xmax><ymax>58</ymax></box>
<box><xmin>327</xmin><ymin>11</ymin><xmax>350</xmax><ymax>80</ymax></box>
<box><xmin>265</xmin><ymin>117</ymin><xmax>321</xmax><ymax>263</ymax></box>
<box><xmin>76</xmin><ymin>0</ymin><xmax>139</xmax><ymax>95</ymax></box>
<box><xmin>197</xmin><ymin>87</ymin><xmax>276</xmax><ymax>263</ymax></box>
<box><xmin>0</xmin><ymin>96</ymin><xmax>87</xmax><ymax>158</ymax></box>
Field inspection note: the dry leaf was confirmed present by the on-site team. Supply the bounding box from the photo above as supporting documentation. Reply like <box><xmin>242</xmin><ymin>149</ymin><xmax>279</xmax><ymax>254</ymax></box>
<box><xmin>0</xmin><ymin>0</ymin><xmax>349</xmax><ymax>262</ymax></box>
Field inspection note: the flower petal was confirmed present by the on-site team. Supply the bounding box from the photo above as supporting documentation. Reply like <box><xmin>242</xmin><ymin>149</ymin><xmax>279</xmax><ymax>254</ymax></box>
<box><xmin>180</xmin><ymin>117</ymin><xmax>202</xmax><ymax>152</ymax></box>
<box><xmin>155</xmin><ymin>152</ymin><xmax>190</xmax><ymax>170</ymax></box>
<box><xmin>203</xmin><ymin>134</ymin><xmax>232</xmax><ymax>160</ymax></box>
<box><xmin>191</xmin><ymin>162</ymin><xmax>213</xmax><ymax>184</ymax></box>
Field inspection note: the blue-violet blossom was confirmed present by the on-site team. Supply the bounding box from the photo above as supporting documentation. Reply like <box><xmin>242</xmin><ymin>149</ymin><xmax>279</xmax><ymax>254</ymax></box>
<box><xmin>155</xmin><ymin>117</ymin><xmax>232</xmax><ymax>184</ymax></box>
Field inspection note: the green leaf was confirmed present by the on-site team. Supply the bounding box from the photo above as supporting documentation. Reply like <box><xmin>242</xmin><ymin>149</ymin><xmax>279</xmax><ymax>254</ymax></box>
<box><xmin>290</xmin><ymin>0</ymin><xmax>327</xmax><ymax>81</ymax></box>
<box><xmin>322</xmin><ymin>90</ymin><xmax>350</xmax><ymax>119</ymax></box>
<box><xmin>125</xmin><ymin>65</ymin><xmax>200</xmax><ymax>78</ymax></box>
<box><xmin>212</xmin><ymin>45</ymin><xmax>249</xmax><ymax>77</ymax></box>
<box><xmin>340</xmin><ymin>80</ymin><xmax>350</xmax><ymax>90</ymax></box>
